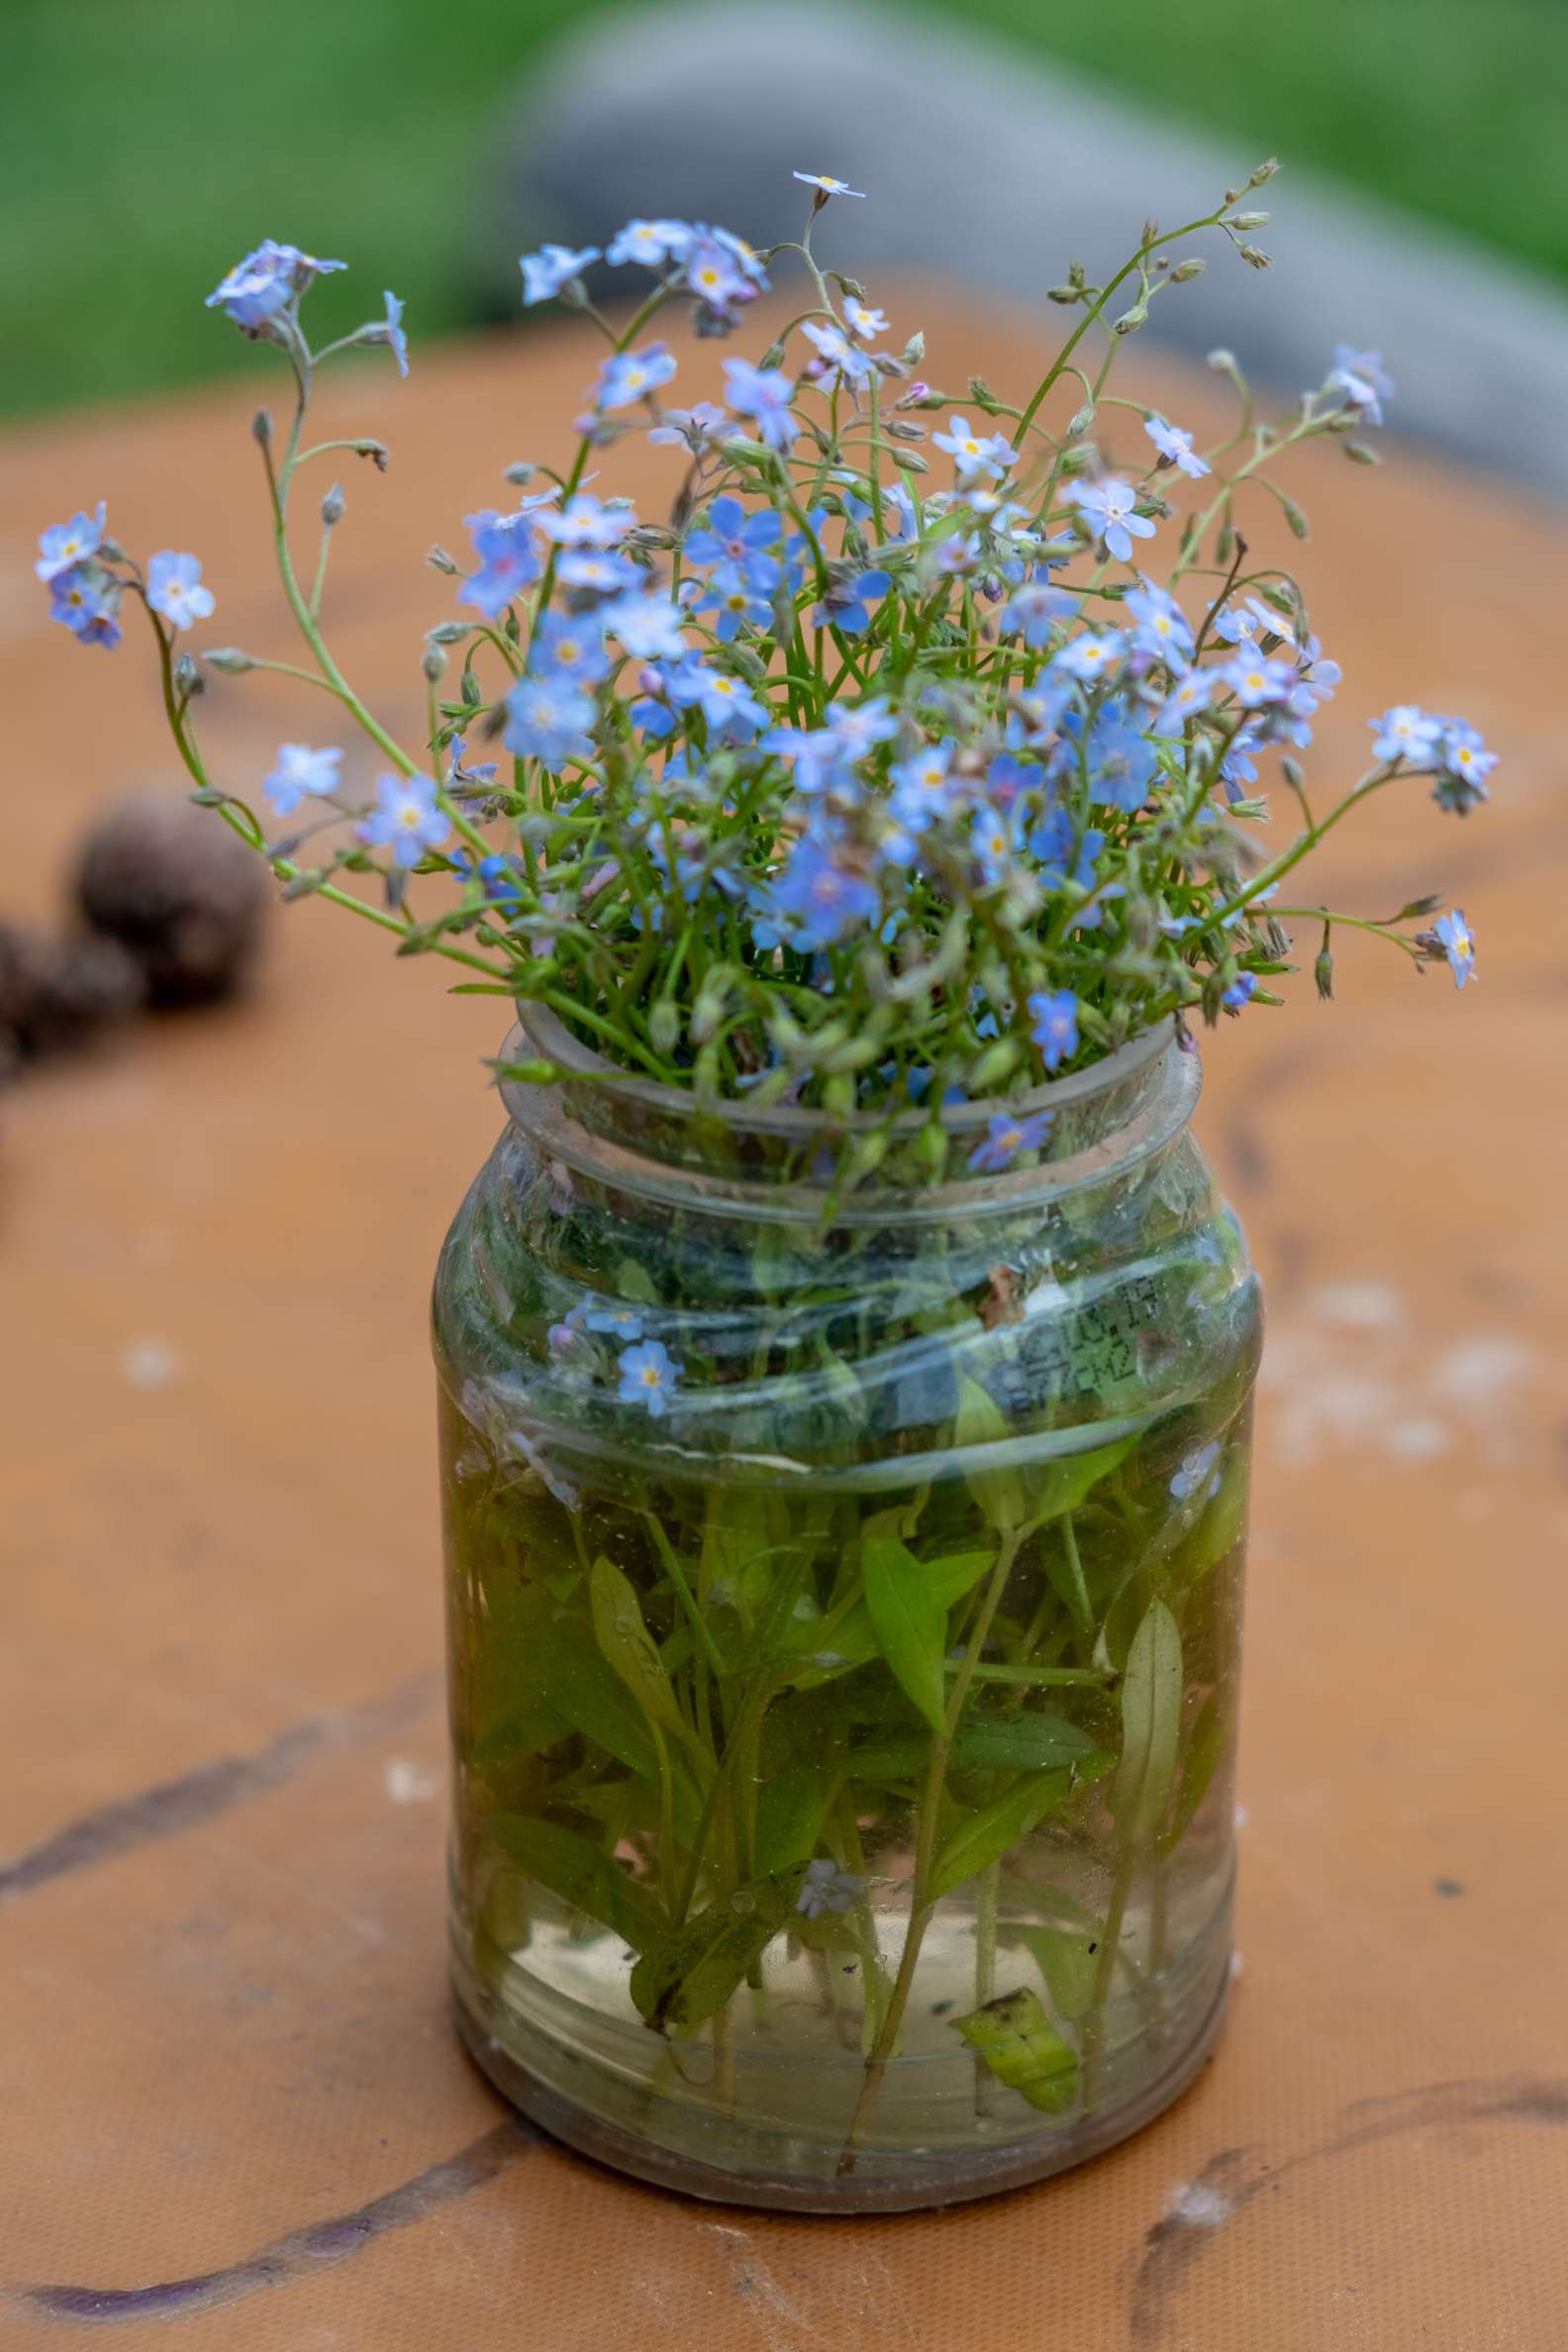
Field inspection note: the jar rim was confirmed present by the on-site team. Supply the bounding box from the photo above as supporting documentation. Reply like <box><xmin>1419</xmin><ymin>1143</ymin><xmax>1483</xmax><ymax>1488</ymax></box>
<box><xmin>503</xmin><ymin>1001</ymin><xmax>1175</xmax><ymax>1143</ymax></box>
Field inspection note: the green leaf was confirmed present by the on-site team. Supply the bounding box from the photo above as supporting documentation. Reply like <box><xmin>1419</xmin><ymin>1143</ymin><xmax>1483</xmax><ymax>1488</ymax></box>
<box><xmin>849</xmin><ymin>1710</ymin><xmax>1094</xmax><ymax>1785</ymax></box>
<box><xmin>861</xmin><ymin>1533</ymin><xmax>949</xmax><ymax>1735</ymax></box>
<box><xmin>784</xmin><ymin>1546</ymin><xmax>994</xmax><ymax>1689</ymax></box>
<box><xmin>955</xmin><ymin>1376</ymin><xmax>1028</xmax><ymax>1532</ymax></box>
<box><xmin>1010</xmin><ymin>1924</ymin><xmax>1100</xmax><ymax>2022</ymax></box>
<box><xmin>752</xmin><ymin>1758</ymin><xmax>837</xmax><ymax>1874</ymax></box>
<box><xmin>951</xmin><ymin>1987</ymin><xmax>1079</xmax><ymax>2113</ymax></box>
<box><xmin>630</xmin><ymin>1866</ymin><xmax>808</xmax><ymax>2031</ymax></box>
<box><xmin>492</xmin><ymin>1815</ymin><xmax>665</xmax><ymax>1950</ymax></box>
<box><xmin>928</xmin><ymin>1764</ymin><xmax>1082</xmax><ymax>1902</ymax></box>
<box><xmin>1029</xmin><ymin>1432</ymin><xmax>1136</xmax><ymax>1521</ymax></box>
<box><xmin>1172</xmin><ymin>1448</ymin><xmax>1249</xmax><ymax>1589</ymax></box>
<box><xmin>589</xmin><ymin>1555</ymin><xmax>690</xmax><ymax>1749</ymax></box>
<box><xmin>1161</xmin><ymin>1688</ymin><xmax>1230</xmax><ymax>1853</ymax></box>
<box><xmin>1115</xmin><ymin>1598</ymin><xmax>1184</xmax><ymax>1845</ymax></box>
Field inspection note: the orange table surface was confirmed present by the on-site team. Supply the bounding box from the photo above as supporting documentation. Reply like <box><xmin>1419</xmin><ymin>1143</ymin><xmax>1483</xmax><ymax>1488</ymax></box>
<box><xmin>1</xmin><ymin>294</ymin><xmax>1564</xmax><ymax>2350</ymax></box>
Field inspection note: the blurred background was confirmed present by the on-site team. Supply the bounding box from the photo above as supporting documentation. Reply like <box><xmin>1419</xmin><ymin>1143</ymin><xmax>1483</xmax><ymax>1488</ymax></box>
<box><xmin>5</xmin><ymin>0</ymin><xmax>1565</xmax><ymax>482</ymax></box>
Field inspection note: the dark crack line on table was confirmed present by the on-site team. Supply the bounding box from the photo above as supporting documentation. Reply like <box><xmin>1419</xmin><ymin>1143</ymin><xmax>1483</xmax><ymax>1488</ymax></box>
<box><xmin>0</xmin><ymin>1670</ymin><xmax>440</xmax><ymax>1907</ymax></box>
<box><xmin>14</xmin><ymin>2119</ymin><xmax>537</xmax><ymax>2325</ymax></box>
<box><xmin>1128</xmin><ymin>2072</ymin><xmax>1568</xmax><ymax>2347</ymax></box>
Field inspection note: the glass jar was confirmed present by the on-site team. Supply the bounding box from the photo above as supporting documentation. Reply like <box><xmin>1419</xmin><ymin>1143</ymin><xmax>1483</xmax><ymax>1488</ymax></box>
<box><xmin>435</xmin><ymin>1009</ymin><xmax>1260</xmax><ymax>2212</ymax></box>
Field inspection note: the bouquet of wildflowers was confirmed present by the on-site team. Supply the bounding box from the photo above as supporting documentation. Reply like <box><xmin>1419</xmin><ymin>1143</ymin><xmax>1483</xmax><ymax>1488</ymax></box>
<box><xmin>39</xmin><ymin>161</ymin><xmax>1486</xmax><ymax>1182</ymax></box>
<box><xmin>35</xmin><ymin>168</ymin><xmax>1498</xmax><ymax>2197</ymax></box>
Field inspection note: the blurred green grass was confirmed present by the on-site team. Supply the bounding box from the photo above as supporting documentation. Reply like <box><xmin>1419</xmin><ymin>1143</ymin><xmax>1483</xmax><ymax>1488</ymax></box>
<box><xmin>4</xmin><ymin>0</ymin><xmax>1562</xmax><ymax>420</ymax></box>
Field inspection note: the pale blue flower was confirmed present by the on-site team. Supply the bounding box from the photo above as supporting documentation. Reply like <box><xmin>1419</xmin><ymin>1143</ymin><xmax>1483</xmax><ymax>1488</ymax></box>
<box><xmin>669</xmin><ymin>658</ymin><xmax>767</xmax><ymax>740</ymax></box>
<box><xmin>459</xmin><ymin>510</ymin><xmax>540</xmax><ymax>618</ymax></box>
<box><xmin>503</xmin><ymin>676</ymin><xmax>596</xmax><ymax>771</ymax></box>
<box><xmin>520</xmin><ymin>243</ymin><xmax>601</xmax><ymax>306</ymax></box>
<box><xmin>796</xmin><ymin>1858</ymin><xmax>865</xmax><ymax>1917</ymax></box>
<box><xmin>617</xmin><ymin>1338</ymin><xmax>681</xmax><ymax>1415</ymax></box>
<box><xmin>585</xmin><ymin>1305</ymin><xmax>644</xmax><ymax>1338</ymax></box>
<box><xmin>206</xmin><ymin>242</ymin><xmax>344</xmax><ymax>329</ymax></box>
<box><xmin>968</xmin><ymin>1109</ymin><xmax>1053</xmax><ymax>1173</ymax></box>
<box><xmin>1143</xmin><ymin>415</ymin><xmax>1210</xmax><ymax>478</ymax></box>
<box><xmin>793</xmin><ymin>171</ymin><xmax>866</xmax><ymax>199</ymax></box>
<box><xmin>558</xmin><ymin>548</ymin><xmax>638</xmax><ymax>594</ymax></box>
<box><xmin>723</xmin><ymin>357</ymin><xmax>797</xmax><ymax>451</ymax></box>
<box><xmin>802</xmin><ymin>320</ymin><xmax>873</xmax><ymax>389</ymax></box>
<box><xmin>146</xmin><ymin>551</ymin><xmax>215</xmax><ymax>631</ymax></box>
<box><xmin>933</xmin><ymin>415</ymin><xmax>1012</xmax><ymax>483</ymax></box>
<box><xmin>358</xmin><ymin>772</ymin><xmax>449</xmax><ymax>865</ymax></box>
<box><xmin>1433</xmin><ymin>907</ymin><xmax>1477</xmax><ymax>987</ymax></box>
<box><xmin>1125</xmin><ymin>583</ymin><xmax>1194</xmax><ymax>668</ymax></box>
<box><xmin>1067</xmin><ymin>478</ymin><xmax>1155</xmax><ymax>564</ymax></box>
<box><xmin>607</xmin><ymin>218</ymin><xmax>694</xmax><ymax>268</ymax></box>
<box><xmin>1151</xmin><ymin>668</ymin><xmax>1214</xmax><ymax>735</ymax></box>
<box><xmin>767</xmin><ymin>829</ymin><xmax>879</xmax><ymax>947</ymax></box>
<box><xmin>1000</xmin><ymin>577</ymin><xmax>1079</xmax><ymax>649</ymax></box>
<box><xmin>1053</xmin><ymin>629</ymin><xmax>1126</xmax><ymax>685</ymax></box>
<box><xmin>536</xmin><ymin>493</ymin><xmax>635</xmax><ymax>548</ymax></box>
<box><xmin>1028</xmin><ymin>989</ymin><xmax>1079</xmax><ymax>1072</ymax></box>
<box><xmin>531</xmin><ymin>610</ymin><xmax>610</xmax><ymax>686</ymax></box>
<box><xmin>1221</xmin><ymin>652</ymin><xmax>1295</xmax><ymax>709</ymax></box>
<box><xmin>48</xmin><ymin>563</ymin><xmax>123</xmax><ymax>648</ymax></box>
<box><xmin>889</xmin><ymin>739</ymin><xmax>960</xmax><ymax>833</ymax></box>
<box><xmin>1222</xmin><ymin>972</ymin><xmax>1257</xmax><ymax>1010</ymax></box>
<box><xmin>604</xmin><ymin>590</ymin><xmax>687</xmax><ymax>660</ymax></box>
<box><xmin>378</xmin><ymin>290</ymin><xmax>409</xmax><ymax>376</ymax></box>
<box><xmin>265</xmin><ymin>742</ymin><xmax>343</xmax><ymax>816</ymax></box>
<box><xmin>1325</xmin><ymin>345</ymin><xmax>1393</xmax><ymax>426</ymax></box>
<box><xmin>842</xmin><ymin>296</ymin><xmax>889</xmax><ymax>343</ymax></box>
<box><xmin>596</xmin><ymin>343</ymin><xmax>677</xmax><ymax>410</ymax></box>
<box><xmin>36</xmin><ymin>501</ymin><xmax>107</xmax><ymax>583</ymax></box>
<box><xmin>684</xmin><ymin>494</ymin><xmax>781</xmax><ymax>586</ymax></box>
<box><xmin>1170</xmin><ymin>1440</ymin><xmax>1221</xmax><ymax>1500</ymax></box>
<box><xmin>811</xmin><ymin>567</ymin><xmax>890</xmax><ymax>637</ymax></box>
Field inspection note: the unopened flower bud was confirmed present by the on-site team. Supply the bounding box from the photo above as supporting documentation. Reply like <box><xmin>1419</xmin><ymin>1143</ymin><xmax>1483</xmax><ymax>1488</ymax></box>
<box><xmin>901</xmin><ymin>332</ymin><xmax>926</xmax><ymax>366</ymax></box>
<box><xmin>1315</xmin><ymin>946</ymin><xmax>1334</xmax><ymax>1001</ymax></box>
<box><xmin>321</xmin><ymin>481</ymin><xmax>345</xmax><ymax>527</ymax></box>
<box><xmin>968</xmin><ymin>1036</ymin><xmax>1023</xmax><ymax>1093</ymax></box>
<box><xmin>427</xmin><ymin>620</ymin><xmax>469</xmax><ymax>645</ymax></box>
<box><xmin>1228</xmin><ymin>210</ymin><xmax>1270</xmax><ymax>230</ymax></box>
<box><xmin>1249</xmin><ymin>156</ymin><xmax>1281</xmax><ymax>185</ymax></box>
<box><xmin>172</xmin><ymin>652</ymin><xmax>203</xmax><ymax>697</ymax></box>
<box><xmin>251</xmin><ymin>408</ymin><xmax>272</xmax><ymax>447</ymax></box>
<box><xmin>1238</xmin><ymin>245</ymin><xmax>1271</xmax><ymax>269</ymax></box>
<box><xmin>1068</xmin><ymin>402</ymin><xmax>1095</xmax><ymax>438</ymax></box>
<box><xmin>1046</xmin><ymin>285</ymin><xmax>1081</xmax><ymax>306</ymax></box>
<box><xmin>1171</xmin><ymin>258</ymin><xmax>1207</xmax><ymax>283</ymax></box>
<box><xmin>503</xmin><ymin>460</ymin><xmax>537</xmax><ymax>486</ymax></box>
<box><xmin>1113</xmin><ymin>303</ymin><xmax>1148</xmax><ymax>336</ymax></box>
<box><xmin>648</xmin><ymin>1000</ymin><xmax>681</xmax><ymax>1056</ymax></box>
<box><xmin>891</xmin><ymin>449</ymin><xmax>930</xmax><ymax>475</ymax></box>
<box><xmin>1207</xmin><ymin>348</ymin><xmax>1239</xmax><ymax>375</ymax></box>
<box><xmin>203</xmin><ymin>646</ymin><xmax>257</xmax><ymax>674</ymax></box>
<box><xmin>969</xmin><ymin>376</ymin><xmax>998</xmax><ymax>410</ymax></box>
<box><xmin>422</xmin><ymin>645</ymin><xmax>447</xmax><ymax>682</ymax></box>
<box><xmin>916</xmin><ymin>1121</ymin><xmax>948</xmax><ymax>1178</ymax></box>
<box><xmin>427</xmin><ymin>544</ymin><xmax>459</xmax><ymax>575</ymax></box>
<box><xmin>1281</xmin><ymin>496</ymin><xmax>1310</xmax><ymax>540</ymax></box>
<box><xmin>1281</xmin><ymin>756</ymin><xmax>1305</xmax><ymax>793</ymax></box>
<box><xmin>758</xmin><ymin>341</ymin><xmax>787</xmax><ymax>370</ymax></box>
<box><xmin>1341</xmin><ymin>440</ymin><xmax>1381</xmax><ymax>465</ymax></box>
<box><xmin>823</xmin><ymin>1072</ymin><xmax>856</xmax><ymax>1121</ymax></box>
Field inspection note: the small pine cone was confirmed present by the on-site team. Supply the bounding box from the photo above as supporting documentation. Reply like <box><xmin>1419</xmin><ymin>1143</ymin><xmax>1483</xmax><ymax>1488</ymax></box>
<box><xmin>74</xmin><ymin>795</ymin><xmax>268</xmax><ymax>1006</ymax></box>
<box><xmin>0</xmin><ymin>922</ymin><xmax>146</xmax><ymax>1059</ymax></box>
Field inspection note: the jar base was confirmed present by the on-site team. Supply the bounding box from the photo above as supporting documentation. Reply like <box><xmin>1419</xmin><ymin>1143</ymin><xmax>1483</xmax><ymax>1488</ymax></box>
<box><xmin>450</xmin><ymin>1969</ymin><xmax>1231</xmax><ymax>2215</ymax></box>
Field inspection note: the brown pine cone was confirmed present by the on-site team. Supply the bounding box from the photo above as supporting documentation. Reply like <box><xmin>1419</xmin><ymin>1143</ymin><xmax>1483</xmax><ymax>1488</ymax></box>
<box><xmin>74</xmin><ymin>794</ymin><xmax>268</xmax><ymax>1006</ymax></box>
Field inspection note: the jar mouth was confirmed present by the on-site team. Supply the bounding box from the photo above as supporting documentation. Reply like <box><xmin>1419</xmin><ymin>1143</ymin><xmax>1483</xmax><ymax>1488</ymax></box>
<box><xmin>507</xmin><ymin>1003</ymin><xmax>1171</xmax><ymax>1135</ymax></box>
<box><xmin>498</xmin><ymin>1004</ymin><xmax>1200</xmax><ymax>1222</ymax></box>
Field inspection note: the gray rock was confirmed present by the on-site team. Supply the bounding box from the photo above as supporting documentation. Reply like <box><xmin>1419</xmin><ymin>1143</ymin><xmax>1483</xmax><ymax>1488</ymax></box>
<box><xmin>490</xmin><ymin>0</ymin><xmax>1568</xmax><ymax>495</ymax></box>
